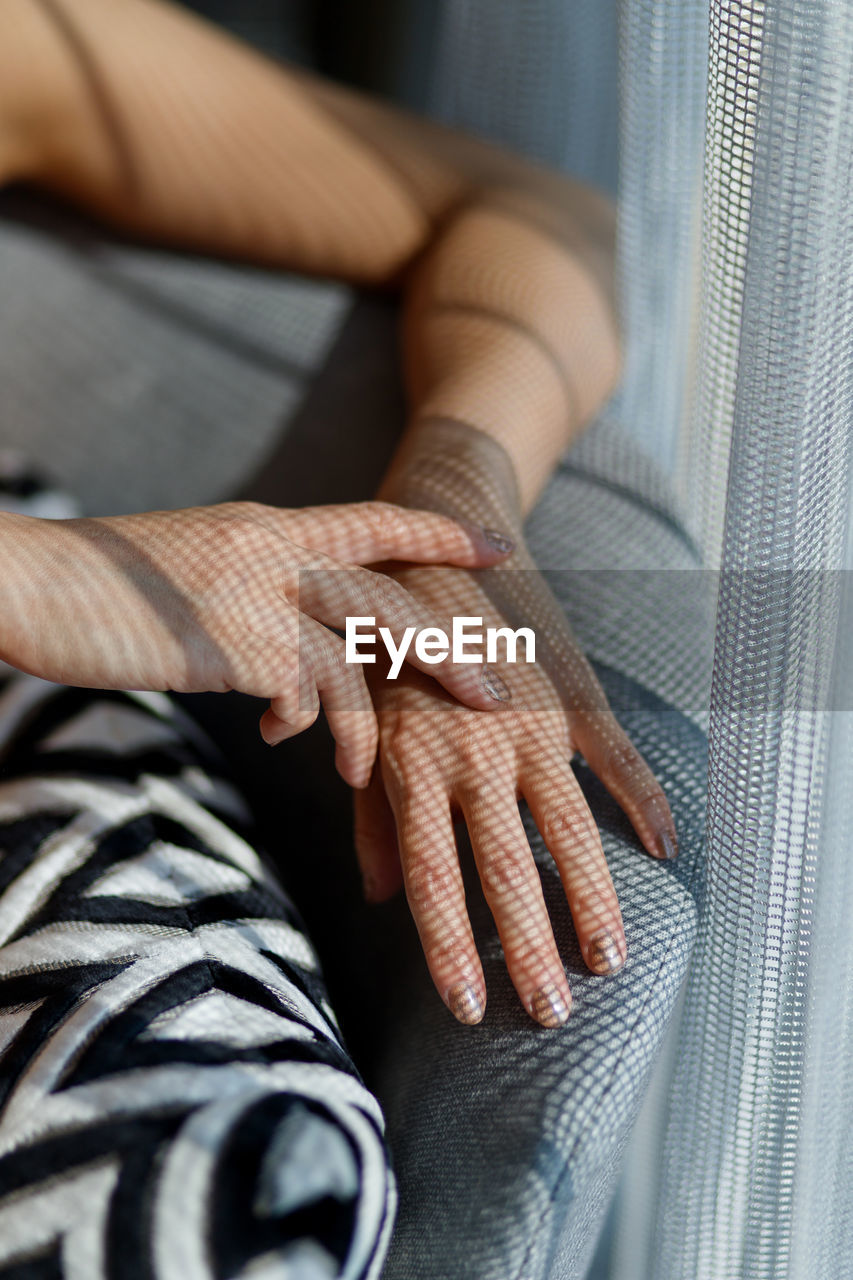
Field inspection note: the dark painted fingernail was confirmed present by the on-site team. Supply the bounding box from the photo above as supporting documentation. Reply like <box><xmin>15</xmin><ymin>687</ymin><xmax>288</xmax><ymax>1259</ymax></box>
<box><xmin>530</xmin><ymin>984</ymin><xmax>571</xmax><ymax>1027</ymax></box>
<box><xmin>656</xmin><ymin>829</ymin><xmax>678</xmax><ymax>860</ymax></box>
<box><xmin>588</xmin><ymin>931</ymin><xmax>625</xmax><ymax>974</ymax></box>
<box><xmin>482</xmin><ymin>666</ymin><xmax>511</xmax><ymax>702</ymax></box>
<box><xmin>447</xmin><ymin>982</ymin><xmax>484</xmax><ymax>1025</ymax></box>
<box><xmin>481</xmin><ymin>527</ymin><xmax>516</xmax><ymax>555</ymax></box>
<box><xmin>362</xmin><ymin>873</ymin><xmax>380</xmax><ymax>903</ymax></box>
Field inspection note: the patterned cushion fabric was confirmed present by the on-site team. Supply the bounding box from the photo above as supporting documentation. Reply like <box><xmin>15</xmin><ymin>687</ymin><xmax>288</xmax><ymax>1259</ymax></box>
<box><xmin>0</xmin><ymin>675</ymin><xmax>395</xmax><ymax>1280</ymax></box>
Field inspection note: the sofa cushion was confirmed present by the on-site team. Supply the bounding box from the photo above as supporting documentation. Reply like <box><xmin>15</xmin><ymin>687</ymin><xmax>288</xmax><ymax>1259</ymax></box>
<box><xmin>0</xmin><ymin>191</ymin><xmax>350</xmax><ymax>517</ymax></box>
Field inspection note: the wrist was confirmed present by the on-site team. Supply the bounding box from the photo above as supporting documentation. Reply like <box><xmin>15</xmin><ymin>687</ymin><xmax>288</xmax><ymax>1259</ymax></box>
<box><xmin>378</xmin><ymin>416</ymin><xmax>524</xmax><ymax>537</ymax></box>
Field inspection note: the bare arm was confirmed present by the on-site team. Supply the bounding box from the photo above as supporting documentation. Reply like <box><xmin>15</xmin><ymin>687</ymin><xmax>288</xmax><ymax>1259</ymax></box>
<box><xmin>0</xmin><ymin>0</ymin><xmax>619</xmax><ymax>513</ymax></box>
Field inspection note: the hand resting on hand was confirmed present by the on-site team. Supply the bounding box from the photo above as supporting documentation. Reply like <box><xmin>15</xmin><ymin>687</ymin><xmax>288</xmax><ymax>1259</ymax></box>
<box><xmin>0</xmin><ymin>499</ymin><xmax>514</xmax><ymax>789</ymax></box>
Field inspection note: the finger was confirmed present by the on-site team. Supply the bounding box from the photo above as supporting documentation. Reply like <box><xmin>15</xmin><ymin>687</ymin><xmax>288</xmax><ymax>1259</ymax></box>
<box><xmin>352</xmin><ymin>767</ymin><xmax>402</xmax><ymax>903</ymax></box>
<box><xmin>259</xmin><ymin>704</ymin><xmax>316</xmax><ymax>745</ymax></box>
<box><xmin>258</xmin><ymin>617</ymin><xmax>377</xmax><ymax>790</ymax></box>
<box><xmin>457</xmin><ymin>777</ymin><xmax>573</xmax><ymax>1028</ymax></box>
<box><xmin>259</xmin><ymin>500</ymin><xmax>515</xmax><ymax>567</ymax></box>
<box><xmin>261</xmin><ymin>662</ymin><xmax>320</xmax><ymax>744</ymax></box>
<box><xmin>571</xmin><ymin>712</ymin><xmax>678</xmax><ymax>861</ymax></box>
<box><xmin>295</xmin><ymin>564</ymin><xmax>513</xmax><ymax>712</ymax></box>
<box><xmin>383</xmin><ymin>760</ymin><xmax>487</xmax><ymax>1026</ymax></box>
<box><xmin>300</xmin><ymin>617</ymin><xmax>378</xmax><ymax>790</ymax></box>
<box><xmin>523</xmin><ymin>756</ymin><xmax>627</xmax><ymax>976</ymax></box>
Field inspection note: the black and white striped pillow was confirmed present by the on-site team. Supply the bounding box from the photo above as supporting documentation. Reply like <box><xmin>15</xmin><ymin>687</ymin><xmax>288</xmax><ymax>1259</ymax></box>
<box><xmin>0</xmin><ymin>465</ymin><xmax>395</xmax><ymax>1279</ymax></box>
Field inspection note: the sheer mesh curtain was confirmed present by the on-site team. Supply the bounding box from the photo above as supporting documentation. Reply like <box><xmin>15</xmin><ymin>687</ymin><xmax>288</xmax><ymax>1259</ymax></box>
<box><xmin>611</xmin><ymin>2</ymin><xmax>853</xmax><ymax>1276</ymax></box>
<box><xmin>419</xmin><ymin>1</ymin><xmax>853</xmax><ymax>1275</ymax></box>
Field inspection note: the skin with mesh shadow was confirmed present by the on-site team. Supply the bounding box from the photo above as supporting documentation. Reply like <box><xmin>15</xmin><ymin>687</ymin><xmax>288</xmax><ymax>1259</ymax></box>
<box><xmin>0</xmin><ymin>501</ymin><xmax>514</xmax><ymax>790</ymax></box>
<box><xmin>0</xmin><ymin>0</ymin><xmax>678</xmax><ymax>1028</ymax></box>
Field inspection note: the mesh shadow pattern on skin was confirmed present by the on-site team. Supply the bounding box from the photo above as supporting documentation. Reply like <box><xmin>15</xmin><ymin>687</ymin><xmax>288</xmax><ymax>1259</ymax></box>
<box><xmin>373</xmin><ymin>659</ymin><xmax>707</xmax><ymax>1280</ymax></box>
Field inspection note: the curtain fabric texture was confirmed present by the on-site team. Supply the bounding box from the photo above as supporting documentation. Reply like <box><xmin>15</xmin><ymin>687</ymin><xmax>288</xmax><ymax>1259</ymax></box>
<box><xmin>613</xmin><ymin>2</ymin><xmax>853</xmax><ymax>1276</ymax></box>
<box><xmin>416</xmin><ymin>1</ymin><xmax>853</xmax><ymax>1275</ymax></box>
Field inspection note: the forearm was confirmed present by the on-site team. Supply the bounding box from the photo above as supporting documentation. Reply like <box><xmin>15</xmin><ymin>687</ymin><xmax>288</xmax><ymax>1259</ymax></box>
<box><xmin>0</xmin><ymin>510</ymin><xmax>167</xmax><ymax>684</ymax></box>
<box><xmin>0</xmin><ymin>0</ymin><xmax>435</xmax><ymax>280</ymax></box>
<box><xmin>0</xmin><ymin>512</ymin><xmax>77</xmax><ymax>679</ymax></box>
<box><xmin>0</xmin><ymin>515</ymin><xmax>33</xmax><ymax>672</ymax></box>
<box><xmin>0</xmin><ymin>1</ymin><xmax>616</xmax><ymax>282</ymax></box>
<box><xmin>379</xmin><ymin>190</ymin><xmax>621</xmax><ymax>520</ymax></box>
<box><xmin>1</xmin><ymin>0</ymin><xmax>619</xmax><ymax>512</ymax></box>
<box><xmin>375</xmin><ymin>198</ymin><xmax>622</xmax><ymax>690</ymax></box>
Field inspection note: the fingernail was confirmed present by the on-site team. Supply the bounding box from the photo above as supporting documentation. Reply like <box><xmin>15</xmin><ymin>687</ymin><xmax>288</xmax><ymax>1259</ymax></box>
<box><xmin>481</xmin><ymin>527</ymin><xmax>516</xmax><ymax>555</ymax></box>
<box><xmin>530</xmin><ymin>984</ymin><xmax>571</xmax><ymax>1027</ymax></box>
<box><xmin>588</xmin><ymin>931</ymin><xmax>625</xmax><ymax>975</ymax></box>
<box><xmin>447</xmin><ymin>982</ymin><xmax>484</xmax><ymax>1025</ymax></box>
<box><xmin>362</xmin><ymin>872</ymin><xmax>380</xmax><ymax>903</ymax></box>
<box><xmin>482</xmin><ymin>666</ymin><xmax>511</xmax><ymax>702</ymax></box>
<box><xmin>656</xmin><ymin>829</ymin><xmax>678</xmax><ymax>860</ymax></box>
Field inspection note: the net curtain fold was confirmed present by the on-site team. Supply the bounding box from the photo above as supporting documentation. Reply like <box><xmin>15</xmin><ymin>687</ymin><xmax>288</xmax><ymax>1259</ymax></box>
<box><xmin>612</xmin><ymin>2</ymin><xmax>853</xmax><ymax>1276</ymax></box>
<box><xmin>423</xmin><ymin>1</ymin><xmax>853</xmax><ymax>1276</ymax></box>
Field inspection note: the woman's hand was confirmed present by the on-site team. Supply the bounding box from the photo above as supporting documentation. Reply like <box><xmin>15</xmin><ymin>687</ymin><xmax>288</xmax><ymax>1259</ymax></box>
<box><xmin>353</xmin><ymin>556</ymin><xmax>678</xmax><ymax>1027</ymax></box>
<box><xmin>0</xmin><ymin>500</ymin><xmax>515</xmax><ymax>788</ymax></box>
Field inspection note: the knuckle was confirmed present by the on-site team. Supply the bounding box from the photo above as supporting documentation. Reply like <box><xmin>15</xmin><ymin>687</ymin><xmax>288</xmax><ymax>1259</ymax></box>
<box><xmin>207</xmin><ymin>521</ymin><xmax>281</xmax><ymax>600</ymax></box>
<box><xmin>313</xmin><ymin>635</ymin><xmax>364</xmax><ymax>690</ymax></box>
<box><xmin>453</xmin><ymin>735</ymin><xmax>495</xmax><ymax>775</ymax></box>
<box><xmin>280</xmin><ymin>673</ymin><xmax>320</xmax><ymax>724</ymax></box>
<box><xmin>313</xmin><ymin>564</ymin><xmax>354</xmax><ymax>614</ymax></box>
<box><xmin>315</xmin><ymin>633</ymin><xmax>350</xmax><ymax>680</ymax></box>
<box><xmin>230</xmin><ymin>500</ymin><xmax>266</xmax><ymax>522</ymax></box>
<box><xmin>635</xmin><ymin>781</ymin><xmax>668</xmax><ymax>810</ymax></box>
<box><xmin>480</xmin><ymin>853</ymin><xmax>529</xmax><ymax>900</ymax></box>
<box><xmin>212</xmin><ymin>510</ymin><xmax>264</xmax><ymax>557</ymax></box>
<box><xmin>261</xmin><ymin>648</ymin><xmax>295</xmax><ymax>693</ymax></box>
<box><xmin>361</xmin><ymin>500</ymin><xmax>404</xmax><ymax>549</ymax></box>
<box><xmin>328</xmin><ymin>682</ymin><xmax>369</xmax><ymax>721</ymax></box>
<box><xmin>269</xmin><ymin>653</ymin><xmax>305</xmax><ymax>697</ymax></box>
<box><xmin>289</xmin><ymin>704</ymin><xmax>320</xmax><ymax>733</ymax></box>
<box><xmin>379</xmin><ymin>716</ymin><xmax>415</xmax><ymax>765</ymax></box>
<box><xmin>507</xmin><ymin>938</ymin><xmax>557</xmax><ymax>977</ymax></box>
<box><xmin>540</xmin><ymin>808</ymin><xmax>582</xmax><ymax>849</ymax></box>
<box><xmin>569</xmin><ymin>883</ymin><xmax>615</xmax><ymax>920</ymax></box>
<box><xmin>275</xmin><ymin>680</ymin><xmax>320</xmax><ymax>729</ymax></box>
<box><xmin>405</xmin><ymin>861</ymin><xmax>461</xmax><ymax>914</ymax></box>
<box><xmin>427</xmin><ymin>937</ymin><xmax>475</xmax><ymax>978</ymax></box>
